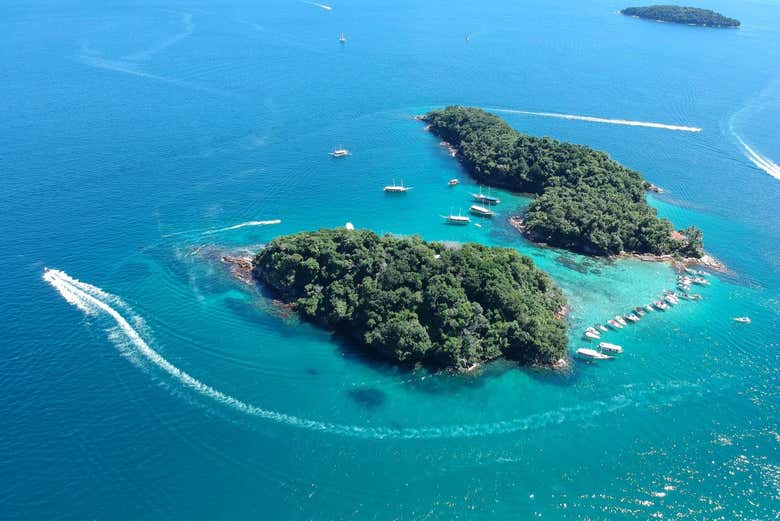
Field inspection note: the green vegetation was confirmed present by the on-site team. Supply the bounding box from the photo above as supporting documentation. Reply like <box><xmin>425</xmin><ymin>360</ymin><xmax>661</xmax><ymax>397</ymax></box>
<box><xmin>253</xmin><ymin>229</ymin><xmax>568</xmax><ymax>370</ymax></box>
<box><xmin>423</xmin><ymin>106</ymin><xmax>703</xmax><ymax>257</ymax></box>
<box><xmin>621</xmin><ymin>5</ymin><xmax>740</xmax><ymax>27</ymax></box>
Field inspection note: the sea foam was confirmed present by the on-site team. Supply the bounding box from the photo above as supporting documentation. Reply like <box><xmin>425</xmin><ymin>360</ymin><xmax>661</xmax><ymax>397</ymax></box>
<box><xmin>43</xmin><ymin>268</ymin><xmax>700</xmax><ymax>439</ymax></box>
<box><xmin>734</xmin><ymin>135</ymin><xmax>780</xmax><ymax>180</ymax></box>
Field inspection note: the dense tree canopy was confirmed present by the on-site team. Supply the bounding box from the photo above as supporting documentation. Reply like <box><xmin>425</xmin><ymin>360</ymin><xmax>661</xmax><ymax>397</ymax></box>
<box><xmin>253</xmin><ymin>229</ymin><xmax>568</xmax><ymax>370</ymax></box>
<box><xmin>423</xmin><ymin>106</ymin><xmax>703</xmax><ymax>257</ymax></box>
<box><xmin>621</xmin><ymin>5</ymin><xmax>740</xmax><ymax>27</ymax></box>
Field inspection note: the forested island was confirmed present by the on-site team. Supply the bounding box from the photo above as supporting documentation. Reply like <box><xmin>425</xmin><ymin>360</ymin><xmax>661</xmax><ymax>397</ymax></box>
<box><xmin>422</xmin><ymin>106</ymin><xmax>704</xmax><ymax>258</ymax></box>
<box><xmin>253</xmin><ymin>229</ymin><xmax>568</xmax><ymax>371</ymax></box>
<box><xmin>621</xmin><ymin>5</ymin><xmax>740</xmax><ymax>27</ymax></box>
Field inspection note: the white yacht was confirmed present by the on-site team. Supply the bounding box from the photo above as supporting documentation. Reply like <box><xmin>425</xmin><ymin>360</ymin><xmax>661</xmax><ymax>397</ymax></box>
<box><xmin>330</xmin><ymin>147</ymin><xmax>350</xmax><ymax>157</ymax></box>
<box><xmin>469</xmin><ymin>204</ymin><xmax>495</xmax><ymax>217</ymax></box>
<box><xmin>576</xmin><ymin>348</ymin><xmax>613</xmax><ymax>360</ymax></box>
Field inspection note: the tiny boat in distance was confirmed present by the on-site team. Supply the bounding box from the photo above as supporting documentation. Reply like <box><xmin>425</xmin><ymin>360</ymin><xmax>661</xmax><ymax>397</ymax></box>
<box><xmin>330</xmin><ymin>147</ymin><xmax>350</xmax><ymax>157</ymax></box>
<box><xmin>576</xmin><ymin>348</ymin><xmax>613</xmax><ymax>360</ymax></box>
<box><xmin>384</xmin><ymin>179</ymin><xmax>412</xmax><ymax>193</ymax></box>
<box><xmin>469</xmin><ymin>204</ymin><xmax>495</xmax><ymax>217</ymax></box>
<box><xmin>442</xmin><ymin>209</ymin><xmax>470</xmax><ymax>225</ymax></box>
<box><xmin>733</xmin><ymin>316</ymin><xmax>751</xmax><ymax>324</ymax></box>
<box><xmin>598</xmin><ymin>342</ymin><xmax>623</xmax><ymax>354</ymax></box>
<box><xmin>448</xmin><ymin>179</ymin><xmax>459</xmax><ymax>186</ymax></box>
<box><xmin>338</xmin><ymin>32</ymin><xmax>346</xmax><ymax>44</ymax></box>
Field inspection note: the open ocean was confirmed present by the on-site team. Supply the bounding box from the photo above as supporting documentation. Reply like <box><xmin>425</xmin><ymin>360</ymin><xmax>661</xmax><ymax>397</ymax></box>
<box><xmin>2</xmin><ymin>0</ymin><xmax>779</xmax><ymax>518</ymax></box>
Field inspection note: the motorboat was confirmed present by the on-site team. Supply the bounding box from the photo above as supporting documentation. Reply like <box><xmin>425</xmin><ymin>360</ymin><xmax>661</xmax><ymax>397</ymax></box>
<box><xmin>598</xmin><ymin>342</ymin><xmax>623</xmax><ymax>354</ymax></box>
<box><xmin>733</xmin><ymin>316</ymin><xmax>751</xmax><ymax>324</ymax></box>
<box><xmin>448</xmin><ymin>178</ymin><xmax>459</xmax><ymax>186</ymax></box>
<box><xmin>576</xmin><ymin>348</ymin><xmax>613</xmax><ymax>360</ymax></box>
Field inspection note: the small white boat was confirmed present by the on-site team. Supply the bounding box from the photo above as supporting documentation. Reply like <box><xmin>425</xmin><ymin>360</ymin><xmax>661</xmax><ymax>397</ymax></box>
<box><xmin>645</xmin><ymin>304</ymin><xmax>655</xmax><ymax>312</ymax></box>
<box><xmin>448</xmin><ymin>178</ymin><xmax>459</xmax><ymax>186</ymax></box>
<box><xmin>596</xmin><ymin>323</ymin><xmax>608</xmax><ymax>332</ymax></box>
<box><xmin>584</xmin><ymin>331</ymin><xmax>600</xmax><ymax>340</ymax></box>
<box><xmin>598</xmin><ymin>342</ymin><xmax>623</xmax><ymax>354</ymax></box>
<box><xmin>383</xmin><ymin>179</ymin><xmax>412</xmax><ymax>193</ymax></box>
<box><xmin>625</xmin><ymin>313</ymin><xmax>640</xmax><ymax>323</ymax></box>
<box><xmin>733</xmin><ymin>316</ymin><xmax>751</xmax><ymax>324</ymax></box>
<box><xmin>691</xmin><ymin>277</ymin><xmax>710</xmax><ymax>286</ymax></box>
<box><xmin>664</xmin><ymin>295</ymin><xmax>678</xmax><ymax>306</ymax></box>
<box><xmin>654</xmin><ymin>301</ymin><xmax>668</xmax><ymax>310</ymax></box>
<box><xmin>615</xmin><ymin>315</ymin><xmax>627</xmax><ymax>326</ymax></box>
<box><xmin>607</xmin><ymin>319</ymin><xmax>623</xmax><ymax>329</ymax></box>
<box><xmin>330</xmin><ymin>147</ymin><xmax>350</xmax><ymax>157</ymax></box>
<box><xmin>442</xmin><ymin>209</ymin><xmax>470</xmax><ymax>225</ymax></box>
<box><xmin>338</xmin><ymin>32</ymin><xmax>347</xmax><ymax>43</ymax></box>
<box><xmin>469</xmin><ymin>204</ymin><xmax>495</xmax><ymax>217</ymax></box>
<box><xmin>576</xmin><ymin>348</ymin><xmax>613</xmax><ymax>360</ymax></box>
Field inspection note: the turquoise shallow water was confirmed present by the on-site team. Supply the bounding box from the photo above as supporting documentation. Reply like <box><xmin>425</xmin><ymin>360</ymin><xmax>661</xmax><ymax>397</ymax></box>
<box><xmin>2</xmin><ymin>0</ymin><xmax>779</xmax><ymax>519</ymax></box>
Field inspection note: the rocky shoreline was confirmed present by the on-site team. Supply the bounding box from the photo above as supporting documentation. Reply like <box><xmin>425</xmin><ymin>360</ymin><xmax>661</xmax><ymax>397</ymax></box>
<box><xmin>508</xmin><ymin>215</ymin><xmax>726</xmax><ymax>273</ymax></box>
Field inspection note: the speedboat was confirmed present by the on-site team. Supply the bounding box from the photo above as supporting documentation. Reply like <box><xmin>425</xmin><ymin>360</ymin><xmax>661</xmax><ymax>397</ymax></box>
<box><xmin>664</xmin><ymin>295</ymin><xmax>678</xmax><ymax>306</ymax></box>
<box><xmin>615</xmin><ymin>315</ymin><xmax>627</xmax><ymax>326</ymax></box>
<box><xmin>448</xmin><ymin>178</ymin><xmax>459</xmax><ymax>186</ymax></box>
<box><xmin>598</xmin><ymin>342</ymin><xmax>623</xmax><ymax>354</ymax></box>
<box><xmin>691</xmin><ymin>277</ymin><xmax>710</xmax><ymax>286</ymax></box>
<box><xmin>596</xmin><ymin>323</ymin><xmax>608</xmax><ymax>332</ymax></box>
<box><xmin>469</xmin><ymin>204</ymin><xmax>495</xmax><ymax>217</ymax></box>
<box><xmin>625</xmin><ymin>313</ymin><xmax>640</xmax><ymax>323</ymax></box>
<box><xmin>607</xmin><ymin>319</ymin><xmax>622</xmax><ymax>329</ymax></box>
<box><xmin>733</xmin><ymin>316</ymin><xmax>751</xmax><ymax>324</ymax></box>
<box><xmin>330</xmin><ymin>147</ymin><xmax>350</xmax><ymax>157</ymax></box>
<box><xmin>654</xmin><ymin>301</ymin><xmax>668</xmax><ymax>310</ymax></box>
<box><xmin>634</xmin><ymin>307</ymin><xmax>646</xmax><ymax>316</ymax></box>
<box><xmin>576</xmin><ymin>348</ymin><xmax>613</xmax><ymax>360</ymax></box>
<box><xmin>645</xmin><ymin>304</ymin><xmax>655</xmax><ymax>312</ymax></box>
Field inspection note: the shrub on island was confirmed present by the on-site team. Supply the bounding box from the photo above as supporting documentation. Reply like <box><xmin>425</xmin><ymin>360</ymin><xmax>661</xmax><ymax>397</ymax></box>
<box><xmin>422</xmin><ymin>106</ymin><xmax>703</xmax><ymax>257</ymax></box>
<box><xmin>253</xmin><ymin>229</ymin><xmax>568</xmax><ymax>370</ymax></box>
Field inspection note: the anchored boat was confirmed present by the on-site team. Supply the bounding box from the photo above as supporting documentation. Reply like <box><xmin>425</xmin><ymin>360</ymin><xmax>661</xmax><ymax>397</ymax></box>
<box><xmin>384</xmin><ymin>179</ymin><xmax>412</xmax><ymax>193</ymax></box>
<box><xmin>471</xmin><ymin>186</ymin><xmax>500</xmax><ymax>205</ymax></box>
<box><xmin>576</xmin><ymin>348</ymin><xmax>613</xmax><ymax>360</ymax></box>
<box><xmin>330</xmin><ymin>146</ymin><xmax>350</xmax><ymax>157</ymax></box>
<box><xmin>598</xmin><ymin>342</ymin><xmax>623</xmax><ymax>354</ymax></box>
<box><xmin>442</xmin><ymin>209</ymin><xmax>470</xmax><ymax>225</ymax></box>
<box><xmin>469</xmin><ymin>204</ymin><xmax>495</xmax><ymax>217</ymax></box>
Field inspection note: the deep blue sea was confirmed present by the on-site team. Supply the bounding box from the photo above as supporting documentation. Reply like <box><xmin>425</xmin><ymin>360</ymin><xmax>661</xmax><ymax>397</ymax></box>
<box><xmin>2</xmin><ymin>0</ymin><xmax>779</xmax><ymax>519</ymax></box>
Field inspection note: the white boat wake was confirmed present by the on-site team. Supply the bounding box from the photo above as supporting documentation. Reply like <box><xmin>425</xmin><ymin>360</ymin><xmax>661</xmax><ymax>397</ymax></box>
<box><xmin>124</xmin><ymin>13</ymin><xmax>194</xmax><ymax>62</ymax></box>
<box><xmin>485</xmin><ymin>108</ymin><xmax>702</xmax><ymax>132</ymax></box>
<box><xmin>304</xmin><ymin>1</ymin><xmax>333</xmax><ymax>10</ymax></box>
<box><xmin>201</xmin><ymin>219</ymin><xmax>282</xmax><ymax>235</ymax></box>
<box><xmin>734</xmin><ymin>135</ymin><xmax>780</xmax><ymax>180</ymax></box>
<box><xmin>43</xmin><ymin>268</ymin><xmax>702</xmax><ymax>439</ymax></box>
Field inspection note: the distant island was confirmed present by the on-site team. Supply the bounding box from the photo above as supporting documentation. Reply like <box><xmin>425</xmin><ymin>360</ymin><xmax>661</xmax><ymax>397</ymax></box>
<box><xmin>252</xmin><ymin>228</ymin><xmax>568</xmax><ymax>371</ymax></box>
<box><xmin>422</xmin><ymin>106</ymin><xmax>704</xmax><ymax>258</ymax></box>
<box><xmin>621</xmin><ymin>5</ymin><xmax>740</xmax><ymax>27</ymax></box>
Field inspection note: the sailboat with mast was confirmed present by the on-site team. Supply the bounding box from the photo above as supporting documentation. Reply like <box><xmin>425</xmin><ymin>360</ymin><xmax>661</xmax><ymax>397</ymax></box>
<box><xmin>471</xmin><ymin>186</ymin><xmax>500</xmax><ymax>205</ymax></box>
<box><xmin>384</xmin><ymin>179</ymin><xmax>412</xmax><ymax>193</ymax></box>
<box><xmin>442</xmin><ymin>208</ymin><xmax>470</xmax><ymax>225</ymax></box>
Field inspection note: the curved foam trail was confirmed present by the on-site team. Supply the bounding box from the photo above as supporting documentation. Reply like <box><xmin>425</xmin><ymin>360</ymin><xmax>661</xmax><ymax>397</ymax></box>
<box><xmin>486</xmin><ymin>108</ymin><xmax>702</xmax><ymax>132</ymax></box>
<box><xmin>304</xmin><ymin>1</ymin><xmax>333</xmax><ymax>10</ymax></box>
<box><xmin>734</xmin><ymin>135</ymin><xmax>780</xmax><ymax>180</ymax></box>
<box><xmin>43</xmin><ymin>268</ymin><xmax>701</xmax><ymax>440</ymax></box>
<box><xmin>124</xmin><ymin>13</ymin><xmax>194</xmax><ymax>62</ymax></box>
<box><xmin>201</xmin><ymin>219</ymin><xmax>282</xmax><ymax>235</ymax></box>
